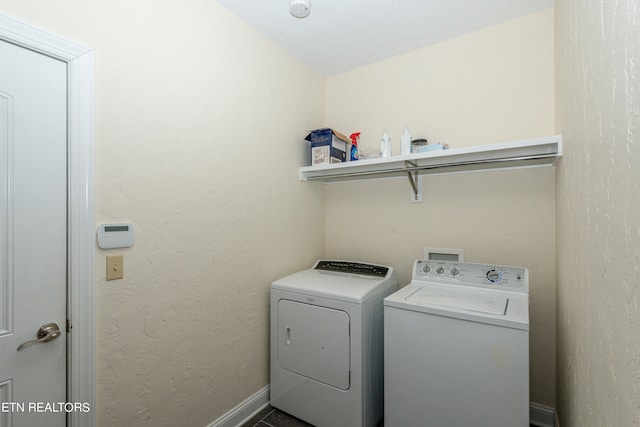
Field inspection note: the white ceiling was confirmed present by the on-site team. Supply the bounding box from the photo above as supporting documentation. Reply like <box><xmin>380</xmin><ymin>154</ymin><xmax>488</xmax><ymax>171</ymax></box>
<box><xmin>216</xmin><ymin>0</ymin><xmax>554</xmax><ymax>76</ymax></box>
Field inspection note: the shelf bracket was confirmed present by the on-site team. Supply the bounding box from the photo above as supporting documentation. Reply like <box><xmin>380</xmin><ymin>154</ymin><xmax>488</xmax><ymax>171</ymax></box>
<box><xmin>405</xmin><ymin>161</ymin><xmax>423</xmax><ymax>203</ymax></box>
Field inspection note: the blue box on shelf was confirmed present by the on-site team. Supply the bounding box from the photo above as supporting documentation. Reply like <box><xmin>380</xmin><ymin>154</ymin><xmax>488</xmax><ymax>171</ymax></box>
<box><xmin>305</xmin><ymin>128</ymin><xmax>350</xmax><ymax>165</ymax></box>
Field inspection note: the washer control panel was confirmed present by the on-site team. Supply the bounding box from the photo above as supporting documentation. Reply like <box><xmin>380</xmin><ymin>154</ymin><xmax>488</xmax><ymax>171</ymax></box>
<box><xmin>413</xmin><ymin>260</ymin><xmax>528</xmax><ymax>292</ymax></box>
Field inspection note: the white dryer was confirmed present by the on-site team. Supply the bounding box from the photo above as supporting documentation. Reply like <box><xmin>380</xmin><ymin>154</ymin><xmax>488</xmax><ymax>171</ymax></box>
<box><xmin>270</xmin><ymin>260</ymin><xmax>398</xmax><ymax>427</ymax></box>
<box><xmin>384</xmin><ymin>260</ymin><xmax>529</xmax><ymax>427</ymax></box>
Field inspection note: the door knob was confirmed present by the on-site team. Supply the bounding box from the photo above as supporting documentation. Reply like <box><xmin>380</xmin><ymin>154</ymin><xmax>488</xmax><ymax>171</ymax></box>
<box><xmin>16</xmin><ymin>322</ymin><xmax>62</xmax><ymax>352</ymax></box>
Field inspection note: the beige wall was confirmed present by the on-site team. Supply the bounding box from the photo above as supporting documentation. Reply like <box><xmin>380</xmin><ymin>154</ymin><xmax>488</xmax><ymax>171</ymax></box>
<box><xmin>325</xmin><ymin>9</ymin><xmax>555</xmax><ymax>153</ymax></box>
<box><xmin>324</xmin><ymin>9</ymin><xmax>557</xmax><ymax>406</ymax></box>
<box><xmin>555</xmin><ymin>0</ymin><xmax>640</xmax><ymax>425</ymax></box>
<box><xmin>0</xmin><ymin>1</ymin><xmax>325</xmax><ymax>426</ymax></box>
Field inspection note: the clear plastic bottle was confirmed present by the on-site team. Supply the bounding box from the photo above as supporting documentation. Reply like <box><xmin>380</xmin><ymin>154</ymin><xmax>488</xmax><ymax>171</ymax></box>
<box><xmin>401</xmin><ymin>125</ymin><xmax>412</xmax><ymax>155</ymax></box>
<box><xmin>380</xmin><ymin>129</ymin><xmax>392</xmax><ymax>158</ymax></box>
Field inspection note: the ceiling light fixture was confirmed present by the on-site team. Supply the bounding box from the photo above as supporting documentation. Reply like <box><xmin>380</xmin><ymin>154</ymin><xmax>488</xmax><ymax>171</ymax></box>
<box><xmin>289</xmin><ymin>0</ymin><xmax>311</xmax><ymax>18</ymax></box>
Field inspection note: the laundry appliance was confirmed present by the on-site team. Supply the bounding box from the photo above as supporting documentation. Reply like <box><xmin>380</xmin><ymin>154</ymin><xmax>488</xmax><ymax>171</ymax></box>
<box><xmin>384</xmin><ymin>259</ymin><xmax>529</xmax><ymax>427</ymax></box>
<box><xmin>270</xmin><ymin>260</ymin><xmax>398</xmax><ymax>427</ymax></box>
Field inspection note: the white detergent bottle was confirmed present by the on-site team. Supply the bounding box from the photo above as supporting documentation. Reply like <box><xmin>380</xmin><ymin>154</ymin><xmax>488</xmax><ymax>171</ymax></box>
<box><xmin>401</xmin><ymin>125</ymin><xmax>412</xmax><ymax>155</ymax></box>
<box><xmin>380</xmin><ymin>129</ymin><xmax>392</xmax><ymax>158</ymax></box>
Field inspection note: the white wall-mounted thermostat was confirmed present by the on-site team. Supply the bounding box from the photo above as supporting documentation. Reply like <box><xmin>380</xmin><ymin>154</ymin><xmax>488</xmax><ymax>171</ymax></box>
<box><xmin>97</xmin><ymin>223</ymin><xmax>135</xmax><ymax>249</ymax></box>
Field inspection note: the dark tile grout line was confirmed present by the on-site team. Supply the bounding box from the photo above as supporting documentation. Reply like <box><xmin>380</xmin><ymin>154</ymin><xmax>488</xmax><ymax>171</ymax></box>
<box><xmin>258</xmin><ymin>407</ymin><xmax>276</xmax><ymax>427</ymax></box>
<box><xmin>245</xmin><ymin>406</ymin><xmax>275</xmax><ymax>427</ymax></box>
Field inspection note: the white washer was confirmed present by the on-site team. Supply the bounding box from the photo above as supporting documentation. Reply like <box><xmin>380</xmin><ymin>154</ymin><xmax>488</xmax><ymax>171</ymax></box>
<box><xmin>271</xmin><ymin>260</ymin><xmax>398</xmax><ymax>427</ymax></box>
<box><xmin>384</xmin><ymin>260</ymin><xmax>529</xmax><ymax>427</ymax></box>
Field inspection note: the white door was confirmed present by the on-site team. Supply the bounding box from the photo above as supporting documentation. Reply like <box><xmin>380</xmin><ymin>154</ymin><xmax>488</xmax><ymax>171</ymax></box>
<box><xmin>0</xmin><ymin>39</ymin><xmax>68</xmax><ymax>426</ymax></box>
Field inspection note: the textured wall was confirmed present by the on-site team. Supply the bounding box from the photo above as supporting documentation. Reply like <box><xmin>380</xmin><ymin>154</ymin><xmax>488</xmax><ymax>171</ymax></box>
<box><xmin>324</xmin><ymin>9</ymin><xmax>557</xmax><ymax>406</ymax></box>
<box><xmin>324</xmin><ymin>9</ymin><xmax>555</xmax><ymax>156</ymax></box>
<box><xmin>0</xmin><ymin>1</ymin><xmax>325</xmax><ymax>426</ymax></box>
<box><xmin>555</xmin><ymin>0</ymin><xmax>640</xmax><ymax>425</ymax></box>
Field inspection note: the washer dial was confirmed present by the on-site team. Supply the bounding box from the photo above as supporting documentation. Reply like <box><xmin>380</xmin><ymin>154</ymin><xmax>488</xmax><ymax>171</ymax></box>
<box><xmin>486</xmin><ymin>269</ymin><xmax>503</xmax><ymax>283</ymax></box>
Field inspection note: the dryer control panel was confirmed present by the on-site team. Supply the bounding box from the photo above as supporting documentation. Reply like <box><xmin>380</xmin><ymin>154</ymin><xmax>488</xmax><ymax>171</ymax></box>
<box><xmin>315</xmin><ymin>260</ymin><xmax>389</xmax><ymax>278</ymax></box>
<box><xmin>412</xmin><ymin>260</ymin><xmax>528</xmax><ymax>292</ymax></box>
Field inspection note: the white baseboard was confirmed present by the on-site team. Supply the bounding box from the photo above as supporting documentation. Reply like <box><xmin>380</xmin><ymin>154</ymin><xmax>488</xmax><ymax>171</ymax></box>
<box><xmin>530</xmin><ymin>402</ymin><xmax>557</xmax><ymax>427</ymax></box>
<box><xmin>207</xmin><ymin>385</ymin><xmax>270</xmax><ymax>427</ymax></box>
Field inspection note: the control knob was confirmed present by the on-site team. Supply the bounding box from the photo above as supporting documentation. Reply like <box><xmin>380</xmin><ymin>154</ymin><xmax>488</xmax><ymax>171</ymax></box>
<box><xmin>486</xmin><ymin>269</ymin><xmax>502</xmax><ymax>283</ymax></box>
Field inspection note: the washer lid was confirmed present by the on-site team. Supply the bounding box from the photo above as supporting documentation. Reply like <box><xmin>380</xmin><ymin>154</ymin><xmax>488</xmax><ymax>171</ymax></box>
<box><xmin>385</xmin><ymin>282</ymin><xmax>528</xmax><ymax>330</ymax></box>
<box><xmin>406</xmin><ymin>287</ymin><xmax>508</xmax><ymax>316</ymax></box>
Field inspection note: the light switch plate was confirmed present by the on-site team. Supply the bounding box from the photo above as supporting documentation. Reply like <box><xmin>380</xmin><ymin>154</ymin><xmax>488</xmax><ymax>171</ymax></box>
<box><xmin>106</xmin><ymin>255</ymin><xmax>124</xmax><ymax>281</ymax></box>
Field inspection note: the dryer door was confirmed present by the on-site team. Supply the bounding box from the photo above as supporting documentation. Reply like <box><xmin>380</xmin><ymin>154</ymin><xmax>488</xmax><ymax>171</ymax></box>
<box><xmin>277</xmin><ymin>299</ymin><xmax>350</xmax><ymax>390</ymax></box>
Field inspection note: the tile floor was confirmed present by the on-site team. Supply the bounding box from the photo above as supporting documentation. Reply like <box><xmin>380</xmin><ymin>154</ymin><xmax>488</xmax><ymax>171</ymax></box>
<box><xmin>240</xmin><ymin>406</ymin><xmax>313</xmax><ymax>427</ymax></box>
<box><xmin>240</xmin><ymin>405</ymin><xmax>538</xmax><ymax>427</ymax></box>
